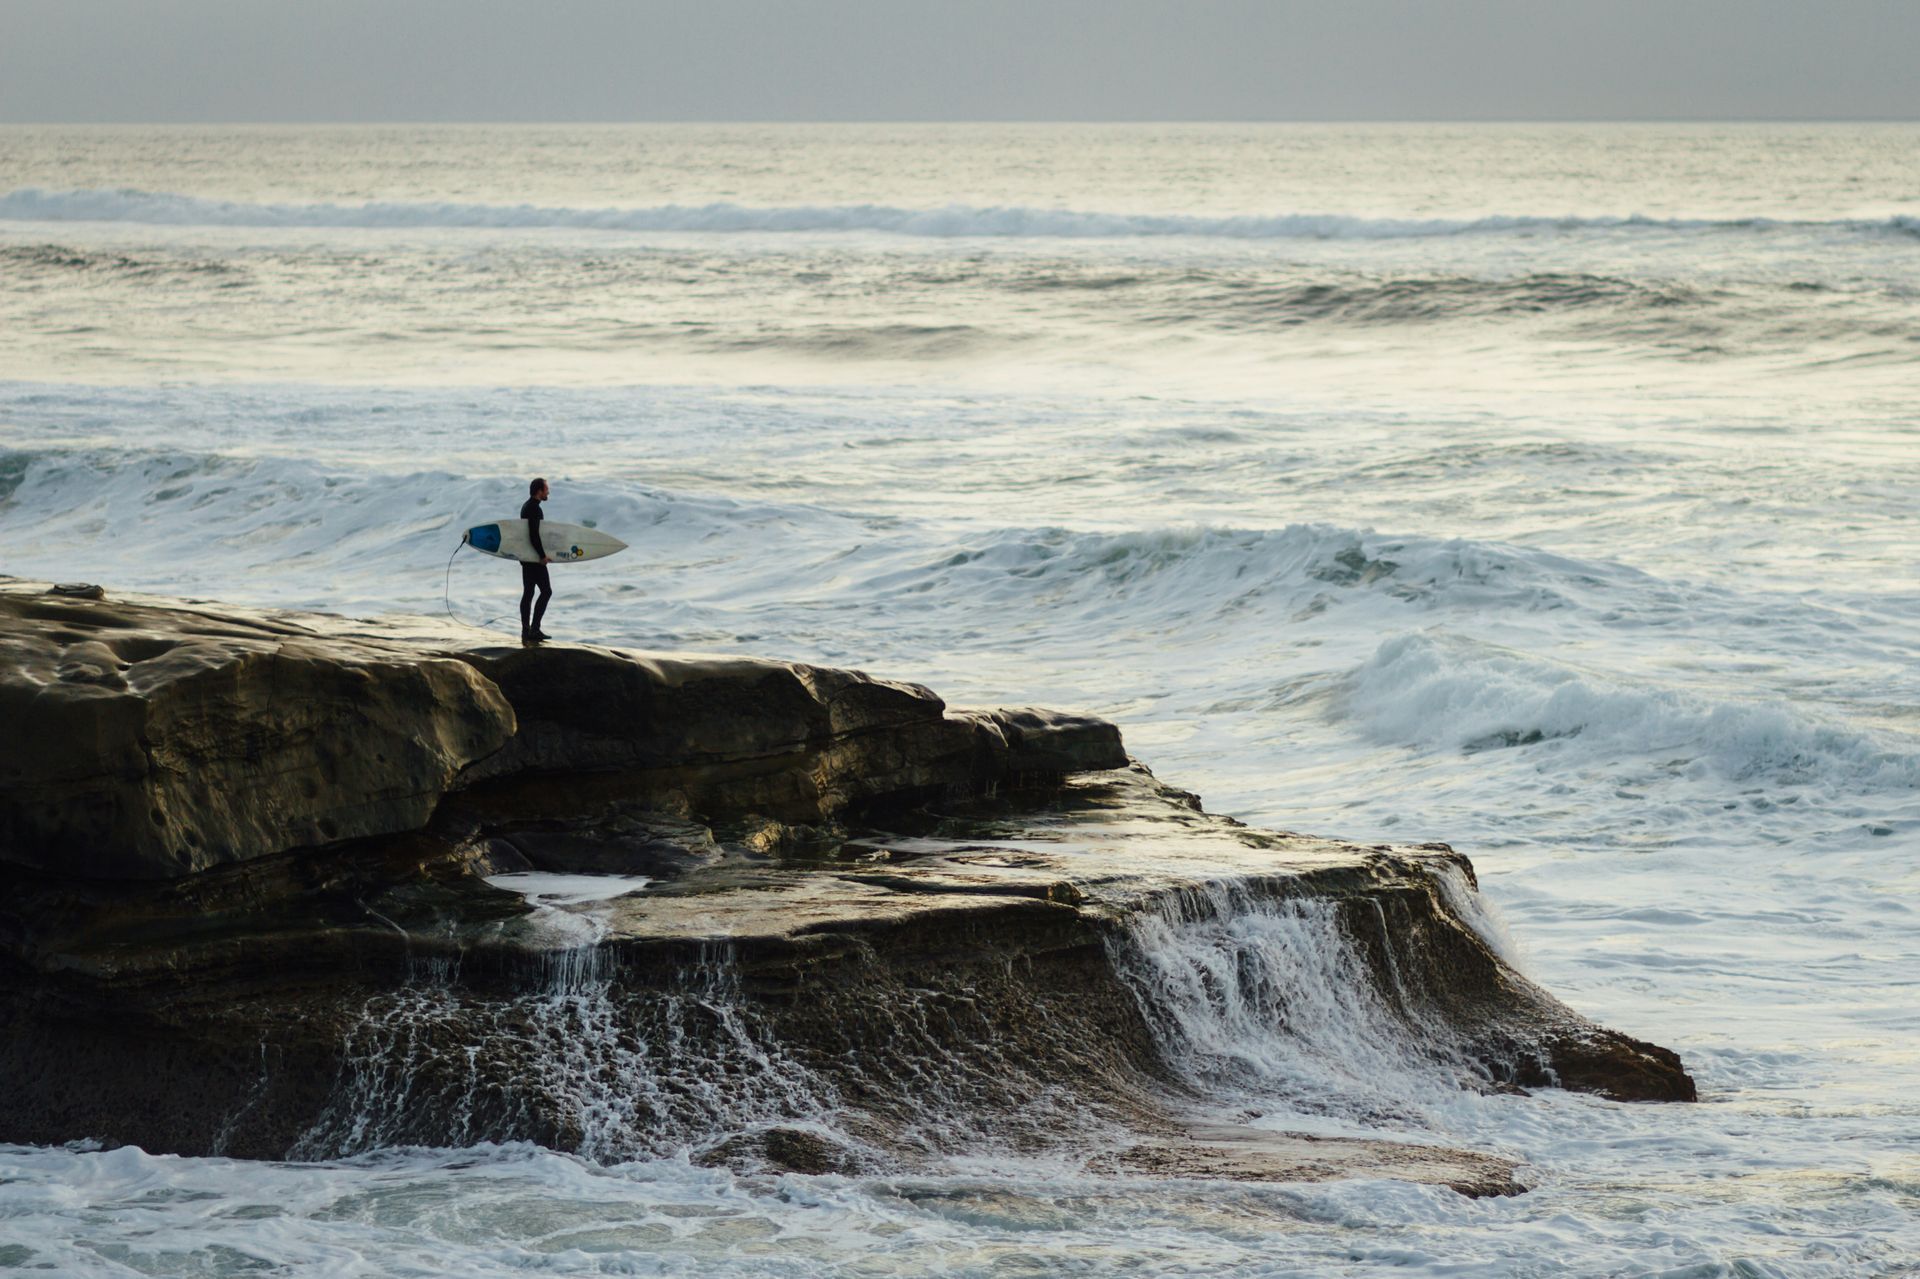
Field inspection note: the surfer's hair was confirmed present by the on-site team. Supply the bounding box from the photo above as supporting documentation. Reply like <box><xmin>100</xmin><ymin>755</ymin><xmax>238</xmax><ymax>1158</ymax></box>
<box><xmin>529</xmin><ymin>477</ymin><xmax>547</xmax><ymax>496</ymax></box>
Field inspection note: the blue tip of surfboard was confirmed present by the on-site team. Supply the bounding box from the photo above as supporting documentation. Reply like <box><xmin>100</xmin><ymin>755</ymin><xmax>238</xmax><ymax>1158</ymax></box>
<box><xmin>467</xmin><ymin>524</ymin><xmax>502</xmax><ymax>553</ymax></box>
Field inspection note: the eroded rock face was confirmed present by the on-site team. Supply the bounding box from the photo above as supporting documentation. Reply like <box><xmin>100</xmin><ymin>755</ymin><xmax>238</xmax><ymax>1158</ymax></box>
<box><xmin>458</xmin><ymin>644</ymin><xmax>949</xmax><ymax>779</ymax></box>
<box><xmin>458</xmin><ymin>645</ymin><xmax>994</xmax><ymax>821</ymax></box>
<box><xmin>0</xmin><ymin>581</ymin><xmax>1695</xmax><ymax>1195</ymax></box>
<box><xmin>0</xmin><ymin>584</ymin><xmax>1128</xmax><ymax>880</ymax></box>
<box><xmin>973</xmin><ymin>706</ymin><xmax>1127</xmax><ymax>778</ymax></box>
<box><xmin>0</xmin><ymin>590</ymin><xmax>515</xmax><ymax>878</ymax></box>
<box><xmin>0</xmin><ymin>764</ymin><xmax>1694</xmax><ymax>1168</ymax></box>
<box><xmin>453</xmin><ymin>645</ymin><xmax>1128</xmax><ymax>823</ymax></box>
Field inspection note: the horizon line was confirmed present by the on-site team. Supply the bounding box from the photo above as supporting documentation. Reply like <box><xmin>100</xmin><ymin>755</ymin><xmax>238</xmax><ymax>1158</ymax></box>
<box><xmin>4</xmin><ymin>116</ymin><xmax>1919</xmax><ymax>127</ymax></box>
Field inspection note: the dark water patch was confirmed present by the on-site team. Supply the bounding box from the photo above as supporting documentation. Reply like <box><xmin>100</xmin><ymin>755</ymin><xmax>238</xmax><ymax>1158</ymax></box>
<box><xmin>700</xmin><ymin>322</ymin><xmax>1001</xmax><ymax>360</ymax></box>
<box><xmin>1461</xmin><ymin>728</ymin><xmax>1562</xmax><ymax>753</ymax></box>
<box><xmin>0</xmin><ymin>242</ymin><xmax>243</xmax><ymax>282</ymax></box>
<box><xmin>1312</xmin><ymin>546</ymin><xmax>1399</xmax><ymax>586</ymax></box>
<box><xmin>1141</xmin><ymin>271</ymin><xmax>1713</xmax><ymax>332</ymax></box>
<box><xmin>1004</xmin><ymin>270</ymin><xmax>1152</xmax><ymax>293</ymax></box>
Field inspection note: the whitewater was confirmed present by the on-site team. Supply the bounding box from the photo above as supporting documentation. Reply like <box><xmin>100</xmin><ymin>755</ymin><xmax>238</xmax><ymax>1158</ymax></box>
<box><xmin>1</xmin><ymin>123</ymin><xmax>1916</xmax><ymax>1276</ymax></box>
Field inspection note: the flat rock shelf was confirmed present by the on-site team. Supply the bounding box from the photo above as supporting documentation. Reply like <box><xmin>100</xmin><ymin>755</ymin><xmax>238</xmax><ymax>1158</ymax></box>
<box><xmin>0</xmin><ymin>579</ymin><xmax>1693</xmax><ymax>1197</ymax></box>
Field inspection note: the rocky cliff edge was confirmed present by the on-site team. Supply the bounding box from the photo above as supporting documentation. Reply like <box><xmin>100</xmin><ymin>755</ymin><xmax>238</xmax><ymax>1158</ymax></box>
<box><xmin>0</xmin><ymin>580</ymin><xmax>1693</xmax><ymax>1194</ymax></box>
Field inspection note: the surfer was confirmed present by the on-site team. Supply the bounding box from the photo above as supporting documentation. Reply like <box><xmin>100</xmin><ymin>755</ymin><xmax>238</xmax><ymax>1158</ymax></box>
<box><xmin>519</xmin><ymin>476</ymin><xmax>554</xmax><ymax>644</ymax></box>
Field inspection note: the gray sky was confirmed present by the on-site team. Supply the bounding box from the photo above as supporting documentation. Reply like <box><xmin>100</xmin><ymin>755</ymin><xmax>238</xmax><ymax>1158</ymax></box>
<box><xmin>4</xmin><ymin>0</ymin><xmax>1917</xmax><ymax>123</ymax></box>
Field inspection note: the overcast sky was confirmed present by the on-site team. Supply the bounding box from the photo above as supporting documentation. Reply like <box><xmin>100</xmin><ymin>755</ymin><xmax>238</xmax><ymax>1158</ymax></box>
<box><xmin>4</xmin><ymin>0</ymin><xmax>1917</xmax><ymax>123</ymax></box>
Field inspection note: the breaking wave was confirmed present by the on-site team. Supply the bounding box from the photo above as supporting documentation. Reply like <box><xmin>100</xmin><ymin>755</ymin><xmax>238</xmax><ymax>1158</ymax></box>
<box><xmin>849</xmin><ymin>522</ymin><xmax>1632</xmax><ymax>626</ymax></box>
<box><xmin>7</xmin><ymin>187</ymin><xmax>1920</xmax><ymax>242</ymax></box>
<box><xmin>5</xmin><ymin>437</ymin><xmax>1914</xmax><ymax>811</ymax></box>
<box><xmin>1348</xmin><ymin>632</ymin><xmax>1920</xmax><ymax>793</ymax></box>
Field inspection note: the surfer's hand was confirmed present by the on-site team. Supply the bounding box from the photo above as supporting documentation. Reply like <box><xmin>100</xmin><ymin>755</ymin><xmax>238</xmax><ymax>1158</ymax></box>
<box><xmin>542</xmin><ymin>555</ymin><xmax>553</xmax><ymax>563</ymax></box>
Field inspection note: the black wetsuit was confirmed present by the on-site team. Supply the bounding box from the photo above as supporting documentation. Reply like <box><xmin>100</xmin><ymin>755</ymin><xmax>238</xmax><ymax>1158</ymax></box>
<box><xmin>519</xmin><ymin>496</ymin><xmax>552</xmax><ymax>634</ymax></box>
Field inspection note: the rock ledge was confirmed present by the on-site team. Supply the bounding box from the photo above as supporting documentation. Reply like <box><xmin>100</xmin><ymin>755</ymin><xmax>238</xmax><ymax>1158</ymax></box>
<box><xmin>0</xmin><ymin>581</ymin><xmax>1694</xmax><ymax>1193</ymax></box>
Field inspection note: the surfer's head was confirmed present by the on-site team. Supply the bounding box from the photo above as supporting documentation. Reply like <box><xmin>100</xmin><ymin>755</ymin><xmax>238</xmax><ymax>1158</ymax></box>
<box><xmin>529</xmin><ymin>477</ymin><xmax>549</xmax><ymax>500</ymax></box>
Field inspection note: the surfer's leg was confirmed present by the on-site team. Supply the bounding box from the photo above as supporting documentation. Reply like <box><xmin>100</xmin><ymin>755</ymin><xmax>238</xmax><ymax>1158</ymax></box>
<box><xmin>519</xmin><ymin>563</ymin><xmax>538</xmax><ymax>633</ymax></box>
<box><xmin>531</xmin><ymin>564</ymin><xmax>553</xmax><ymax>632</ymax></box>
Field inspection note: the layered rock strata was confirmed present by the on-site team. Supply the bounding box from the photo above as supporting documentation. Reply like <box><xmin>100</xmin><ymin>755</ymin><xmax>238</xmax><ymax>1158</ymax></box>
<box><xmin>0</xmin><ymin>585</ymin><xmax>1120</xmax><ymax>878</ymax></box>
<box><xmin>0</xmin><ymin>581</ymin><xmax>1693</xmax><ymax>1196</ymax></box>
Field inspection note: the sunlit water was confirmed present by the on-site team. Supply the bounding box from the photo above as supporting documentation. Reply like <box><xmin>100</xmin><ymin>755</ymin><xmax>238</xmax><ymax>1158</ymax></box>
<box><xmin>1</xmin><ymin>124</ymin><xmax>1916</xmax><ymax>1277</ymax></box>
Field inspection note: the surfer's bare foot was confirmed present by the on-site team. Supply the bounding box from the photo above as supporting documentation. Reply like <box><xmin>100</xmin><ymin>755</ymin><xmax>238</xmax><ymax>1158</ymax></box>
<box><xmin>531</xmin><ymin>628</ymin><xmax>551</xmax><ymax>642</ymax></box>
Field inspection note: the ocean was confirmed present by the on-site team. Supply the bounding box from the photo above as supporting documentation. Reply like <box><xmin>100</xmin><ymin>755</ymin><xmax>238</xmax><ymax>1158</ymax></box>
<box><xmin>1</xmin><ymin>122</ymin><xmax>1916</xmax><ymax>1276</ymax></box>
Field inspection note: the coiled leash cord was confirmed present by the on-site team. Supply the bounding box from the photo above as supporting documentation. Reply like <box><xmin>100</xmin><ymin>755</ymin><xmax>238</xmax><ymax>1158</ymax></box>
<box><xmin>442</xmin><ymin>536</ymin><xmax>517</xmax><ymax>633</ymax></box>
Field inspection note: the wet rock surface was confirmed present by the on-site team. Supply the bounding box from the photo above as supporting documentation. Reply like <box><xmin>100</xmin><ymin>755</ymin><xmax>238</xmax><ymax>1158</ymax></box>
<box><xmin>1092</xmin><ymin>1125</ymin><xmax>1525</xmax><ymax>1198</ymax></box>
<box><xmin>695</xmin><ymin>1127</ymin><xmax>875</xmax><ymax>1177</ymax></box>
<box><xmin>0</xmin><ymin>581</ymin><xmax>1694</xmax><ymax>1195</ymax></box>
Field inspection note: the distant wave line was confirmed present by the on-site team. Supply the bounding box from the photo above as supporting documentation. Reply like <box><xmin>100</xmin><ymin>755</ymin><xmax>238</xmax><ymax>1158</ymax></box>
<box><xmin>3</xmin><ymin>187</ymin><xmax>1918</xmax><ymax>242</ymax></box>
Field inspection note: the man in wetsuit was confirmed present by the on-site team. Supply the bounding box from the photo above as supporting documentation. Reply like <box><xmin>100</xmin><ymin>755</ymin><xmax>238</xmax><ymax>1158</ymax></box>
<box><xmin>520</xmin><ymin>476</ymin><xmax>554</xmax><ymax>644</ymax></box>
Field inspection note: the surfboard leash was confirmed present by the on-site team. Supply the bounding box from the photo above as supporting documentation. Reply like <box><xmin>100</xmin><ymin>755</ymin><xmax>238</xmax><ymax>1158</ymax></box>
<box><xmin>442</xmin><ymin>536</ymin><xmax>517</xmax><ymax>634</ymax></box>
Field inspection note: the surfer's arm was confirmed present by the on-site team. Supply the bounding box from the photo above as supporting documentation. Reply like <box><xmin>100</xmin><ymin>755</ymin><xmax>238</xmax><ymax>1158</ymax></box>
<box><xmin>527</xmin><ymin>514</ymin><xmax>548</xmax><ymax>560</ymax></box>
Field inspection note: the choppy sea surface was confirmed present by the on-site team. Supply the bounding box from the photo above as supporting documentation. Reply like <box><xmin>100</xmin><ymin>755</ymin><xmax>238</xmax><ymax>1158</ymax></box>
<box><xmin>1</xmin><ymin>123</ymin><xmax>1917</xmax><ymax>1277</ymax></box>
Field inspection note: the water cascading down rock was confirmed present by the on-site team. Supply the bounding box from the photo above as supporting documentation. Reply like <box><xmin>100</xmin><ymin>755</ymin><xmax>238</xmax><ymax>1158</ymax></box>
<box><xmin>0</xmin><ymin>579</ymin><xmax>1695</xmax><ymax>1196</ymax></box>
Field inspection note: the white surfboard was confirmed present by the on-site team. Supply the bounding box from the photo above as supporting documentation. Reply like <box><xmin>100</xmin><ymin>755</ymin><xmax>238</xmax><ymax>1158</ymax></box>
<box><xmin>464</xmin><ymin>519</ymin><xmax>627</xmax><ymax>564</ymax></box>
